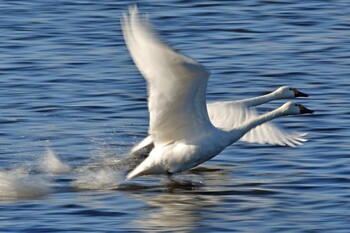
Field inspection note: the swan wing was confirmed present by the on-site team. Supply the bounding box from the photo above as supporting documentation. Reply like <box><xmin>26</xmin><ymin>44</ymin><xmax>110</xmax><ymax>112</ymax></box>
<box><xmin>208</xmin><ymin>102</ymin><xmax>307</xmax><ymax>147</ymax></box>
<box><xmin>121</xmin><ymin>6</ymin><xmax>212</xmax><ymax>145</ymax></box>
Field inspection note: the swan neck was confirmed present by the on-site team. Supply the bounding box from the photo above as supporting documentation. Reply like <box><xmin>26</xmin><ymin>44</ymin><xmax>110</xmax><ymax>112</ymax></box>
<box><xmin>223</xmin><ymin>107</ymin><xmax>284</xmax><ymax>146</ymax></box>
<box><xmin>238</xmin><ymin>92</ymin><xmax>276</xmax><ymax>107</ymax></box>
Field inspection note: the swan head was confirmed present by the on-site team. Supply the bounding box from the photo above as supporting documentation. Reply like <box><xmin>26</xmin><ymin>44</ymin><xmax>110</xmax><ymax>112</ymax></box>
<box><xmin>275</xmin><ymin>86</ymin><xmax>309</xmax><ymax>99</ymax></box>
<box><xmin>281</xmin><ymin>101</ymin><xmax>314</xmax><ymax>115</ymax></box>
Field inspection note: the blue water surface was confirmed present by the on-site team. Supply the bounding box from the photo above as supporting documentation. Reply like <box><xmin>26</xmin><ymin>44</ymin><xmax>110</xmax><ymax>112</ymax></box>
<box><xmin>1</xmin><ymin>0</ymin><xmax>350</xmax><ymax>232</ymax></box>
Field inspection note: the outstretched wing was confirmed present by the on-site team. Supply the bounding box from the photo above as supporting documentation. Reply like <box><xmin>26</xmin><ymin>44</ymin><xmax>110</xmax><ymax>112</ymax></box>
<box><xmin>207</xmin><ymin>101</ymin><xmax>307</xmax><ymax>147</ymax></box>
<box><xmin>121</xmin><ymin>6</ymin><xmax>212</xmax><ymax>145</ymax></box>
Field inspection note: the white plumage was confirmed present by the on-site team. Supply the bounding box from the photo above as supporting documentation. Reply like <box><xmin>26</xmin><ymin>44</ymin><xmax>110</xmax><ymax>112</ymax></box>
<box><xmin>131</xmin><ymin>86</ymin><xmax>309</xmax><ymax>155</ymax></box>
<box><xmin>122</xmin><ymin>6</ymin><xmax>211</xmax><ymax>146</ymax></box>
<box><xmin>121</xmin><ymin>6</ymin><xmax>313</xmax><ymax>179</ymax></box>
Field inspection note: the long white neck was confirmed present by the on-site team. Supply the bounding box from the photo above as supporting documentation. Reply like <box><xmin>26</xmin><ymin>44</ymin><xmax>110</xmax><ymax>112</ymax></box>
<box><xmin>235</xmin><ymin>92</ymin><xmax>278</xmax><ymax>107</ymax></box>
<box><xmin>221</xmin><ymin>107</ymin><xmax>286</xmax><ymax>147</ymax></box>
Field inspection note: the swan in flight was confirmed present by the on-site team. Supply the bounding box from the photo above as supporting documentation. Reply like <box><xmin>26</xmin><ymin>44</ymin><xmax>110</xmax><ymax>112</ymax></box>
<box><xmin>130</xmin><ymin>85</ymin><xmax>309</xmax><ymax>157</ymax></box>
<box><xmin>121</xmin><ymin>6</ymin><xmax>313</xmax><ymax>179</ymax></box>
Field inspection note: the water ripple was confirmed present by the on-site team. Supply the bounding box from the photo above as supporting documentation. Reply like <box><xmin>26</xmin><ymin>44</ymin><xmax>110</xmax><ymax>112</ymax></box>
<box><xmin>1</xmin><ymin>0</ymin><xmax>350</xmax><ymax>232</ymax></box>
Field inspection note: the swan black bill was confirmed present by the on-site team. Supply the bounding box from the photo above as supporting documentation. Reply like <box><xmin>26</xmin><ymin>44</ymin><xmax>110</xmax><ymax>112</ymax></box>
<box><xmin>299</xmin><ymin>105</ymin><xmax>314</xmax><ymax>114</ymax></box>
<box><xmin>294</xmin><ymin>89</ymin><xmax>309</xmax><ymax>97</ymax></box>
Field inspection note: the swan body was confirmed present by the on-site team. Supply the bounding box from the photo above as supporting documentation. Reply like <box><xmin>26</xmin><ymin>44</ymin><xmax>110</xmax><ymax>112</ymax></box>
<box><xmin>127</xmin><ymin>102</ymin><xmax>312</xmax><ymax>178</ymax></box>
<box><xmin>121</xmin><ymin>6</ymin><xmax>313</xmax><ymax>179</ymax></box>
<box><xmin>131</xmin><ymin>86</ymin><xmax>309</xmax><ymax>155</ymax></box>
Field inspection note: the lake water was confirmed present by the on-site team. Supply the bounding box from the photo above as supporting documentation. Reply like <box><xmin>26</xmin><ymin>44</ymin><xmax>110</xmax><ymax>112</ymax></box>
<box><xmin>1</xmin><ymin>0</ymin><xmax>350</xmax><ymax>232</ymax></box>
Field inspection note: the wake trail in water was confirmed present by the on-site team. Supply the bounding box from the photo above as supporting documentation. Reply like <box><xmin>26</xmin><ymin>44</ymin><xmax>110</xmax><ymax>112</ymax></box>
<box><xmin>73</xmin><ymin>166</ymin><xmax>126</xmax><ymax>190</ymax></box>
<box><xmin>40</xmin><ymin>148</ymin><xmax>72</xmax><ymax>174</ymax></box>
<box><xmin>0</xmin><ymin>145</ymin><xmax>207</xmax><ymax>200</ymax></box>
<box><xmin>0</xmin><ymin>168</ymin><xmax>52</xmax><ymax>201</ymax></box>
<box><xmin>0</xmin><ymin>148</ymin><xmax>67</xmax><ymax>201</ymax></box>
<box><xmin>0</xmin><ymin>148</ymin><xmax>130</xmax><ymax>200</ymax></box>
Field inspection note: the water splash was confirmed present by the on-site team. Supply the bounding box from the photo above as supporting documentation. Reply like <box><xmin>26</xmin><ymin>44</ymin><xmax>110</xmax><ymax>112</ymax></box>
<box><xmin>0</xmin><ymin>148</ymin><xmax>71</xmax><ymax>201</ymax></box>
<box><xmin>73</xmin><ymin>166</ymin><xmax>126</xmax><ymax>190</ymax></box>
<box><xmin>0</xmin><ymin>169</ymin><xmax>52</xmax><ymax>201</ymax></box>
<box><xmin>40</xmin><ymin>148</ymin><xmax>72</xmax><ymax>174</ymax></box>
<box><xmin>0</xmin><ymin>144</ymin><xmax>150</xmax><ymax>199</ymax></box>
<box><xmin>72</xmin><ymin>148</ymin><xmax>130</xmax><ymax>190</ymax></box>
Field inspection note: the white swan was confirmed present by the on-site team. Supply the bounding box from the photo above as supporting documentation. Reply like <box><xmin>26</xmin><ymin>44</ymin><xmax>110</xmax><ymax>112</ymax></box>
<box><xmin>131</xmin><ymin>86</ymin><xmax>309</xmax><ymax>155</ymax></box>
<box><xmin>121</xmin><ymin>6</ymin><xmax>313</xmax><ymax>179</ymax></box>
<box><xmin>207</xmin><ymin>86</ymin><xmax>309</xmax><ymax>147</ymax></box>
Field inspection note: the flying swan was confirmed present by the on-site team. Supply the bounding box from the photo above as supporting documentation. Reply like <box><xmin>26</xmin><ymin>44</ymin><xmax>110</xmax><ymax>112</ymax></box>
<box><xmin>130</xmin><ymin>85</ymin><xmax>309</xmax><ymax>157</ymax></box>
<box><xmin>121</xmin><ymin>6</ymin><xmax>313</xmax><ymax>179</ymax></box>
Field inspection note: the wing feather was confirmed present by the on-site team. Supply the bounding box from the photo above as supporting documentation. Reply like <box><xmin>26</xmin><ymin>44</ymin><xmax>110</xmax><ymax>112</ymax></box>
<box><xmin>207</xmin><ymin>101</ymin><xmax>308</xmax><ymax>147</ymax></box>
<box><xmin>121</xmin><ymin>6</ymin><xmax>212</xmax><ymax>145</ymax></box>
